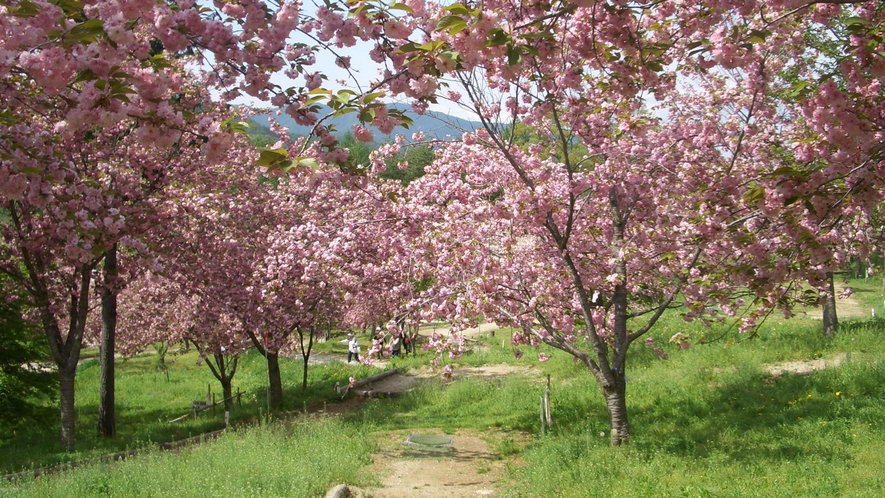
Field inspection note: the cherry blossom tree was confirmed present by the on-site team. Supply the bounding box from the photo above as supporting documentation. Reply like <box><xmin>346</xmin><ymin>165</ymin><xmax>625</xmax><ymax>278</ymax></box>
<box><xmin>259</xmin><ymin>152</ymin><xmax>415</xmax><ymax>387</ymax></box>
<box><xmin>0</xmin><ymin>116</ymin><xmax>168</xmax><ymax>450</ymax></box>
<box><xmin>6</xmin><ymin>0</ymin><xmax>885</xmax><ymax>451</ymax></box>
<box><xmin>0</xmin><ymin>64</ymin><xmax>251</xmax><ymax>448</ymax></box>
<box><xmin>352</xmin><ymin>0</ymin><xmax>885</xmax><ymax>446</ymax></box>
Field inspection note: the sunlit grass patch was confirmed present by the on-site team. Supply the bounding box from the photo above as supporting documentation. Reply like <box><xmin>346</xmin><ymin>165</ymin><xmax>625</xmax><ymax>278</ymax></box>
<box><xmin>0</xmin><ymin>419</ymin><xmax>374</xmax><ymax>498</ymax></box>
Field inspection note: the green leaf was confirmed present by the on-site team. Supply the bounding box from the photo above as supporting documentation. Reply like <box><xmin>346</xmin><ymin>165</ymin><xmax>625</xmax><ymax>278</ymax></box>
<box><xmin>257</xmin><ymin>148</ymin><xmax>289</xmax><ymax>167</ymax></box>
<box><xmin>0</xmin><ymin>109</ymin><xmax>20</xmax><ymax>126</ymax></box>
<box><xmin>844</xmin><ymin>16</ymin><xmax>871</xmax><ymax>27</ymax></box>
<box><xmin>298</xmin><ymin>157</ymin><xmax>320</xmax><ymax>170</ymax></box>
<box><xmin>143</xmin><ymin>55</ymin><xmax>173</xmax><ymax>70</ymax></box>
<box><xmin>522</xmin><ymin>45</ymin><xmax>539</xmax><ymax>56</ymax></box>
<box><xmin>73</xmin><ymin>69</ymin><xmax>99</xmax><ymax>84</ymax></box>
<box><xmin>224</xmin><ymin>120</ymin><xmax>251</xmax><ymax>135</ymax></box>
<box><xmin>506</xmin><ymin>44</ymin><xmax>521</xmax><ymax>65</ymax></box>
<box><xmin>12</xmin><ymin>0</ymin><xmax>41</xmax><ymax>17</ymax></box>
<box><xmin>436</xmin><ymin>15</ymin><xmax>466</xmax><ymax>34</ymax></box>
<box><xmin>785</xmin><ymin>80</ymin><xmax>812</xmax><ymax>99</ymax></box>
<box><xmin>332</xmin><ymin>107</ymin><xmax>357</xmax><ymax>116</ymax></box>
<box><xmin>743</xmin><ymin>185</ymin><xmax>765</xmax><ymax>204</ymax></box>
<box><xmin>804</xmin><ymin>199</ymin><xmax>816</xmax><ymax>214</ymax></box>
<box><xmin>67</xmin><ymin>18</ymin><xmax>105</xmax><ymax>43</ymax></box>
<box><xmin>389</xmin><ymin>2</ymin><xmax>414</xmax><ymax>13</ymax></box>
<box><xmin>485</xmin><ymin>28</ymin><xmax>510</xmax><ymax>47</ymax></box>
<box><xmin>746</xmin><ymin>29</ymin><xmax>770</xmax><ymax>44</ymax></box>
<box><xmin>359</xmin><ymin>108</ymin><xmax>376</xmax><ymax>123</ymax></box>
<box><xmin>445</xmin><ymin>4</ymin><xmax>471</xmax><ymax>16</ymax></box>
<box><xmin>519</xmin><ymin>32</ymin><xmax>554</xmax><ymax>40</ymax></box>
<box><xmin>362</xmin><ymin>92</ymin><xmax>384</xmax><ymax>104</ymax></box>
<box><xmin>109</xmin><ymin>81</ymin><xmax>136</xmax><ymax>94</ymax></box>
<box><xmin>767</xmin><ymin>166</ymin><xmax>806</xmax><ymax>179</ymax></box>
<box><xmin>275</xmin><ymin>160</ymin><xmax>295</xmax><ymax>172</ymax></box>
<box><xmin>302</xmin><ymin>95</ymin><xmax>327</xmax><ymax>108</ymax></box>
<box><xmin>396</xmin><ymin>42</ymin><xmax>418</xmax><ymax>54</ymax></box>
<box><xmin>645</xmin><ymin>60</ymin><xmax>663</xmax><ymax>72</ymax></box>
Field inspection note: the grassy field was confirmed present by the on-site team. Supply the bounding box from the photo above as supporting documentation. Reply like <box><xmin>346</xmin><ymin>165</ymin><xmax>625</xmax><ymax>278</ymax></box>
<box><xmin>0</xmin><ymin>339</ymin><xmax>384</xmax><ymax>474</ymax></box>
<box><xmin>2</xmin><ymin>278</ymin><xmax>884</xmax><ymax>496</ymax></box>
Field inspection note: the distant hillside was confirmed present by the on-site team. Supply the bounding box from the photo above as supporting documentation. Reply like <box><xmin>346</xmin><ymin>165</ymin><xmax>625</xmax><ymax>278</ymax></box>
<box><xmin>249</xmin><ymin>104</ymin><xmax>481</xmax><ymax>141</ymax></box>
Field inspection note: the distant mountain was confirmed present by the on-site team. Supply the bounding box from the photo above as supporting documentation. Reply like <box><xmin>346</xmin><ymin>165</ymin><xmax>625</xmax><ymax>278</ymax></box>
<box><xmin>249</xmin><ymin>104</ymin><xmax>482</xmax><ymax>141</ymax></box>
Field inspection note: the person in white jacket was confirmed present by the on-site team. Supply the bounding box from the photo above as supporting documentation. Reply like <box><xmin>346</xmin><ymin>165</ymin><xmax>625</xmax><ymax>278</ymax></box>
<box><xmin>346</xmin><ymin>333</ymin><xmax>360</xmax><ymax>363</ymax></box>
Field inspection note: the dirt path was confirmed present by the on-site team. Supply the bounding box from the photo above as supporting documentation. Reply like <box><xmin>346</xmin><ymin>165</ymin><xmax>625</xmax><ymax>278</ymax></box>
<box><xmin>363</xmin><ymin>429</ymin><xmax>506</xmax><ymax>498</ymax></box>
<box><xmin>803</xmin><ymin>294</ymin><xmax>870</xmax><ymax>320</ymax></box>
<box><xmin>321</xmin><ymin>362</ymin><xmax>533</xmax><ymax>498</ymax></box>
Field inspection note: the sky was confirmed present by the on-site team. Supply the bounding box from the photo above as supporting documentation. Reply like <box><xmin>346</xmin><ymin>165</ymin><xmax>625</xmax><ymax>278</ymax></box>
<box><xmin>222</xmin><ymin>2</ymin><xmax>479</xmax><ymax>121</ymax></box>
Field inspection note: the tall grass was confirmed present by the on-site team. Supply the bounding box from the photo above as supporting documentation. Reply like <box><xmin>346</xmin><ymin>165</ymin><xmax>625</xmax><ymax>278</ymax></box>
<box><xmin>1</xmin><ymin>419</ymin><xmax>375</xmax><ymax>498</ymax></box>
<box><xmin>0</xmin><ymin>347</ymin><xmax>383</xmax><ymax>474</ymax></box>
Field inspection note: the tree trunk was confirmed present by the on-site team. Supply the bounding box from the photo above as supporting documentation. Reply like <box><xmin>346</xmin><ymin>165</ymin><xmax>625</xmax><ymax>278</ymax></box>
<box><xmin>301</xmin><ymin>357</ymin><xmax>310</xmax><ymax>390</ymax></box>
<box><xmin>603</xmin><ymin>371</ymin><xmax>629</xmax><ymax>446</ymax></box>
<box><xmin>98</xmin><ymin>245</ymin><xmax>117</xmax><ymax>437</ymax></box>
<box><xmin>12</xmin><ymin>208</ymin><xmax>94</xmax><ymax>451</ymax></box>
<box><xmin>822</xmin><ymin>271</ymin><xmax>838</xmax><ymax>336</ymax></box>
<box><xmin>222</xmin><ymin>377</ymin><xmax>233</xmax><ymax>411</ymax></box>
<box><xmin>41</xmin><ymin>266</ymin><xmax>93</xmax><ymax>451</ymax></box>
<box><xmin>200</xmin><ymin>348</ymin><xmax>239</xmax><ymax>412</ymax></box>
<box><xmin>59</xmin><ymin>364</ymin><xmax>77</xmax><ymax>451</ymax></box>
<box><xmin>245</xmin><ymin>330</ymin><xmax>284</xmax><ymax>410</ymax></box>
<box><xmin>267</xmin><ymin>351</ymin><xmax>283</xmax><ymax>409</ymax></box>
<box><xmin>297</xmin><ymin>325</ymin><xmax>315</xmax><ymax>391</ymax></box>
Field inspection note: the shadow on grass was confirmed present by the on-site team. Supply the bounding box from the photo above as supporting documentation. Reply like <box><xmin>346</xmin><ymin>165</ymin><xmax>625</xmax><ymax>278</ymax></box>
<box><xmin>635</xmin><ymin>362</ymin><xmax>885</xmax><ymax>463</ymax></box>
<box><xmin>533</xmin><ymin>351</ymin><xmax>885</xmax><ymax>469</ymax></box>
<box><xmin>0</xmin><ymin>404</ymin><xmax>226</xmax><ymax>475</ymax></box>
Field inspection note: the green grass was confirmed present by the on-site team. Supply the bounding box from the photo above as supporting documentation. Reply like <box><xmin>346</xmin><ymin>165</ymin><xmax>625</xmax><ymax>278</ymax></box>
<box><xmin>0</xmin><ymin>347</ymin><xmax>384</xmax><ymax>474</ymax></box>
<box><xmin>0</xmin><ymin>419</ymin><xmax>375</xmax><ymax>498</ymax></box>
<box><xmin>3</xmin><ymin>280</ymin><xmax>885</xmax><ymax>496</ymax></box>
<box><xmin>499</xmin><ymin>284</ymin><xmax>885</xmax><ymax>497</ymax></box>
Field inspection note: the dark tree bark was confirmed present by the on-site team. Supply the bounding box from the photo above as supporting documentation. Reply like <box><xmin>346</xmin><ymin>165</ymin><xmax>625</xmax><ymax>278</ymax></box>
<box><xmin>98</xmin><ymin>244</ymin><xmax>117</xmax><ymax>437</ymax></box>
<box><xmin>246</xmin><ymin>330</ymin><xmax>284</xmax><ymax>409</ymax></box>
<box><xmin>822</xmin><ymin>271</ymin><xmax>839</xmax><ymax>336</ymax></box>
<box><xmin>42</xmin><ymin>269</ymin><xmax>92</xmax><ymax>451</ymax></box>
<box><xmin>604</xmin><ymin>371</ymin><xmax>629</xmax><ymax>446</ymax></box>
<box><xmin>58</xmin><ymin>364</ymin><xmax>78</xmax><ymax>451</ymax></box>
<box><xmin>266</xmin><ymin>351</ymin><xmax>282</xmax><ymax>409</ymax></box>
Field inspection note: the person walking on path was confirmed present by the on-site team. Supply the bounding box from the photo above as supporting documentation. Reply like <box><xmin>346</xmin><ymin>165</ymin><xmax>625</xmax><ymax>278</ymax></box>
<box><xmin>390</xmin><ymin>331</ymin><xmax>402</xmax><ymax>357</ymax></box>
<box><xmin>347</xmin><ymin>333</ymin><xmax>360</xmax><ymax>363</ymax></box>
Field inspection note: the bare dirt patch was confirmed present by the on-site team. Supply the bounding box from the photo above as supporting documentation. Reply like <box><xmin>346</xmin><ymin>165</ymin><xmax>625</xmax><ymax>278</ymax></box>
<box><xmin>764</xmin><ymin>352</ymin><xmax>847</xmax><ymax>377</ymax></box>
<box><xmin>804</xmin><ymin>295</ymin><xmax>870</xmax><ymax>320</ymax></box>
<box><xmin>361</xmin><ymin>429</ymin><xmax>508</xmax><ymax>498</ymax></box>
<box><xmin>416</xmin><ymin>322</ymin><xmax>501</xmax><ymax>340</ymax></box>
